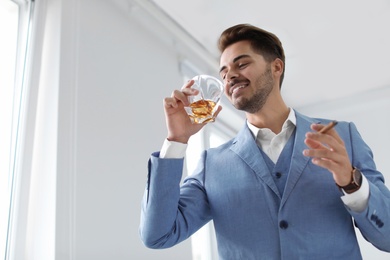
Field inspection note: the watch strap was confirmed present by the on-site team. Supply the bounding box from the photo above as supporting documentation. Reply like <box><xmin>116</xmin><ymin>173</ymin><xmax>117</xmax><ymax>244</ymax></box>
<box><xmin>337</xmin><ymin>167</ymin><xmax>362</xmax><ymax>194</ymax></box>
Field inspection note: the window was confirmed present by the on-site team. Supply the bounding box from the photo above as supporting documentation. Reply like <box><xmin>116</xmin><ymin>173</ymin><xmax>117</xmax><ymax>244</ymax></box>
<box><xmin>0</xmin><ymin>0</ymin><xmax>33</xmax><ymax>258</ymax></box>
<box><xmin>186</xmin><ymin>125</ymin><xmax>234</xmax><ymax>260</ymax></box>
<box><xmin>179</xmin><ymin>60</ymin><xmax>238</xmax><ymax>260</ymax></box>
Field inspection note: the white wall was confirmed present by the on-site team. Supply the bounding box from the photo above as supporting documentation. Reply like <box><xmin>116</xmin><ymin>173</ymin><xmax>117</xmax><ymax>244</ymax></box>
<box><xmin>64</xmin><ymin>0</ymin><xmax>198</xmax><ymax>259</ymax></box>
<box><xmin>70</xmin><ymin>1</ymin><xmax>194</xmax><ymax>259</ymax></box>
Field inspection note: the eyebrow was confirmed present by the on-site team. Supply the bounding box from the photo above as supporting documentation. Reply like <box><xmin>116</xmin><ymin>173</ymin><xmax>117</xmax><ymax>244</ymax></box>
<box><xmin>219</xmin><ymin>54</ymin><xmax>251</xmax><ymax>74</ymax></box>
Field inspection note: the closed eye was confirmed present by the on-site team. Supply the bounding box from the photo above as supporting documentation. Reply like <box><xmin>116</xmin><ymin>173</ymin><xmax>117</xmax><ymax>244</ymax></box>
<box><xmin>220</xmin><ymin>71</ymin><xmax>227</xmax><ymax>80</ymax></box>
<box><xmin>238</xmin><ymin>63</ymin><xmax>249</xmax><ymax>69</ymax></box>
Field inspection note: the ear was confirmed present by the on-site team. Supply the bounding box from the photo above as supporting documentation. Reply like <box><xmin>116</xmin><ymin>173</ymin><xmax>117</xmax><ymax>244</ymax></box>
<box><xmin>272</xmin><ymin>58</ymin><xmax>284</xmax><ymax>79</ymax></box>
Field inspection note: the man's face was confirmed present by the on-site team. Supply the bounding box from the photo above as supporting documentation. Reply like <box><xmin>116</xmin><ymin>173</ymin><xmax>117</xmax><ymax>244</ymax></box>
<box><xmin>219</xmin><ymin>40</ymin><xmax>276</xmax><ymax>113</ymax></box>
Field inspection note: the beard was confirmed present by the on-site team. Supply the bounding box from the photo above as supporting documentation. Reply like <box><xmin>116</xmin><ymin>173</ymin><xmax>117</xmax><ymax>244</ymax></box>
<box><xmin>233</xmin><ymin>65</ymin><xmax>274</xmax><ymax>113</ymax></box>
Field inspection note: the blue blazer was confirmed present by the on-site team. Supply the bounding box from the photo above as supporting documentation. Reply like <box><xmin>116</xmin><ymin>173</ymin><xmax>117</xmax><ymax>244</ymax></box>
<box><xmin>140</xmin><ymin>111</ymin><xmax>390</xmax><ymax>259</ymax></box>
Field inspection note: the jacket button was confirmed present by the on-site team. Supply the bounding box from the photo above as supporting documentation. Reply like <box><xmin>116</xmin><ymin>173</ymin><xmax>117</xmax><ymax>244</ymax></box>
<box><xmin>275</xmin><ymin>172</ymin><xmax>282</xmax><ymax>179</ymax></box>
<box><xmin>279</xmin><ymin>220</ymin><xmax>288</xmax><ymax>229</ymax></box>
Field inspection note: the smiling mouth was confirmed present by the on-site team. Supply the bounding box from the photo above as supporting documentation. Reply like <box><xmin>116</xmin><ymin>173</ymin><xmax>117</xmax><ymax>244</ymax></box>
<box><xmin>230</xmin><ymin>84</ymin><xmax>248</xmax><ymax>95</ymax></box>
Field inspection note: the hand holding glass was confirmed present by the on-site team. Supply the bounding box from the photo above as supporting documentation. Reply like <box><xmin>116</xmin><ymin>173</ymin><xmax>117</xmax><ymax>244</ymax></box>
<box><xmin>185</xmin><ymin>75</ymin><xmax>224</xmax><ymax>124</ymax></box>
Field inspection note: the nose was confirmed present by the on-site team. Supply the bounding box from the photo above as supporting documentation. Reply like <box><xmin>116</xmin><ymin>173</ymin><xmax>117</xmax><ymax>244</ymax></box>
<box><xmin>225</xmin><ymin>68</ymin><xmax>239</xmax><ymax>84</ymax></box>
<box><xmin>223</xmin><ymin>69</ymin><xmax>239</xmax><ymax>94</ymax></box>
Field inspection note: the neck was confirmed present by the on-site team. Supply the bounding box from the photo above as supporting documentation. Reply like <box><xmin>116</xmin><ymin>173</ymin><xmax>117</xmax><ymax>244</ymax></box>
<box><xmin>246</xmin><ymin>95</ymin><xmax>289</xmax><ymax>134</ymax></box>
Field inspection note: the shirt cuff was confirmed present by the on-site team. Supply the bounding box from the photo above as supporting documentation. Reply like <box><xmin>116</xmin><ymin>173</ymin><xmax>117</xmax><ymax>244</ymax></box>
<box><xmin>340</xmin><ymin>174</ymin><xmax>369</xmax><ymax>213</ymax></box>
<box><xmin>159</xmin><ymin>139</ymin><xmax>188</xmax><ymax>159</ymax></box>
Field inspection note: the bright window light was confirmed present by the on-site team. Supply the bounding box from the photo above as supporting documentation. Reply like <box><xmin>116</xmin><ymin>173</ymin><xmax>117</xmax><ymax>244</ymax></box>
<box><xmin>186</xmin><ymin>126</ymin><xmax>231</xmax><ymax>260</ymax></box>
<box><xmin>0</xmin><ymin>0</ymin><xmax>19</xmax><ymax>258</ymax></box>
<box><xmin>180</xmin><ymin>60</ymin><xmax>235</xmax><ymax>260</ymax></box>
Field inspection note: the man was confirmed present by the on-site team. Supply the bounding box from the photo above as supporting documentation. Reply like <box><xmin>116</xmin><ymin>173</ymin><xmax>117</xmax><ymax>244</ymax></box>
<box><xmin>140</xmin><ymin>24</ymin><xmax>390</xmax><ymax>259</ymax></box>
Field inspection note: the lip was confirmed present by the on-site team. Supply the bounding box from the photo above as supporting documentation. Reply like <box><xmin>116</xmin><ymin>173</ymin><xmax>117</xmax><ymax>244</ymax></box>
<box><xmin>229</xmin><ymin>83</ymin><xmax>249</xmax><ymax>95</ymax></box>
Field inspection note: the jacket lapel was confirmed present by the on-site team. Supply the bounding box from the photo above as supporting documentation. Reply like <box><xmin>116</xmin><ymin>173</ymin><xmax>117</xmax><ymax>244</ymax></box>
<box><xmin>230</xmin><ymin>124</ymin><xmax>281</xmax><ymax>198</ymax></box>
<box><xmin>281</xmin><ymin>111</ymin><xmax>319</xmax><ymax>207</ymax></box>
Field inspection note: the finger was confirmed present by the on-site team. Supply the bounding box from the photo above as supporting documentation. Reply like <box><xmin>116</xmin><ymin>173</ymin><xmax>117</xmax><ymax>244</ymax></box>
<box><xmin>311</xmin><ymin>123</ymin><xmax>344</xmax><ymax>144</ymax></box>
<box><xmin>164</xmin><ymin>96</ymin><xmax>179</xmax><ymax>109</ymax></box>
<box><xmin>171</xmin><ymin>89</ymin><xmax>190</xmax><ymax>106</ymax></box>
<box><xmin>304</xmin><ymin>133</ymin><xmax>341</xmax><ymax>160</ymax></box>
<box><xmin>181</xmin><ymin>79</ymin><xmax>195</xmax><ymax>90</ymax></box>
<box><xmin>311</xmin><ymin>156</ymin><xmax>336</xmax><ymax>170</ymax></box>
<box><xmin>304</xmin><ymin>132</ymin><xmax>336</xmax><ymax>155</ymax></box>
<box><xmin>304</xmin><ymin>134</ymin><xmax>325</xmax><ymax>149</ymax></box>
<box><xmin>207</xmin><ymin>105</ymin><xmax>223</xmax><ymax>123</ymax></box>
<box><xmin>305</xmin><ymin>131</ymin><xmax>341</xmax><ymax>151</ymax></box>
<box><xmin>311</xmin><ymin>123</ymin><xmax>326</xmax><ymax>132</ymax></box>
<box><xmin>181</xmin><ymin>79</ymin><xmax>201</xmax><ymax>97</ymax></box>
<box><xmin>304</xmin><ymin>147</ymin><xmax>336</xmax><ymax>160</ymax></box>
<box><xmin>311</xmin><ymin>154</ymin><xmax>351</xmax><ymax>178</ymax></box>
<box><xmin>304</xmin><ymin>138</ymin><xmax>349</xmax><ymax>173</ymax></box>
<box><xmin>327</xmin><ymin>127</ymin><xmax>344</xmax><ymax>145</ymax></box>
<box><xmin>213</xmin><ymin>105</ymin><xmax>223</xmax><ymax>118</ymax></box>
<box><xmin>182</xmin><ymin>87</ymin><xmax>199</xmax><ymax>97</ymax></box>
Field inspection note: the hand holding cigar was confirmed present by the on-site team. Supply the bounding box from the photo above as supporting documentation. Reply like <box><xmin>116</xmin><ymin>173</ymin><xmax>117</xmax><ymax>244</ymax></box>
<box><xmin>319</xmin><ymin>120</ymin><xmax>338</xmax><ymax>134</ymax></box>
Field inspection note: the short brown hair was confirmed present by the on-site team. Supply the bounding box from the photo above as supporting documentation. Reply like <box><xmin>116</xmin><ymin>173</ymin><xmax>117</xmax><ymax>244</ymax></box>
<box><xmin>218</xmin><ymin>24</ymin><xmax>286</xmax><ymax>87</ymax></box>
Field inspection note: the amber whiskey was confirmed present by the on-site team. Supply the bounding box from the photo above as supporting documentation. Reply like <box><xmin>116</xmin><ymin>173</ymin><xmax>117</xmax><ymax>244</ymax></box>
<box><xmin>189</xmin><ymin>99</ymin><xmax>216</xmax><ymax>124</ymax></box>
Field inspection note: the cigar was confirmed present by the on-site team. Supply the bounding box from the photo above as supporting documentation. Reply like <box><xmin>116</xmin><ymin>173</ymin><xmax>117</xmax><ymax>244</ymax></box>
<box><xmin>319</xmin><ymin>120</ymin><xmax>338</xmax><ymax>133</ymax></box>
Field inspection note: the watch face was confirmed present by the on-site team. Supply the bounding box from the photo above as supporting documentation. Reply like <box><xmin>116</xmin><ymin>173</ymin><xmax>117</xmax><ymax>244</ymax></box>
<box><xmin>353</xmin><ymin>168</ymin><xmax>362</xmax><ymax>186</ymax></box>
<box><xmin>339</xmin><ymin>168</ymin><xmax>362</xmax><ymax>194</ymax></box>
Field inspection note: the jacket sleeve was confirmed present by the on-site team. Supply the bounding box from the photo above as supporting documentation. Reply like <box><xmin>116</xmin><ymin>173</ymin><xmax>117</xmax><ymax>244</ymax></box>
<box><xmin>345</xmin><ymin>122</ymin><xmax>390</xmax><ymax>252</ymax></box>
<box><xmin>139</xmin><ymin>151</ymin><xmax>211</xmax><ymax>249</ymax></box>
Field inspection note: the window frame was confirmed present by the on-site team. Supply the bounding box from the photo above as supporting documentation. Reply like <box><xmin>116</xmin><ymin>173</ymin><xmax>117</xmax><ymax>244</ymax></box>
<box><xmin>2</xmin><ymin>0</ymin><xmax>34</xmax><ymax>259</ymax></box>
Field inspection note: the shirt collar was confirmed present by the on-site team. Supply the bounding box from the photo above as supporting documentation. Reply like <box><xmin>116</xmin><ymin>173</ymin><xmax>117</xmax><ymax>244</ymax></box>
<box><xmin>247</xmin><ymin>108</ymin><xmax>297</xmax><ymax>139</ymax></box>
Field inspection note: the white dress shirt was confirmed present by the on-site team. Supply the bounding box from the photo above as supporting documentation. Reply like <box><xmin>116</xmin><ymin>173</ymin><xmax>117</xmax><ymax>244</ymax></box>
<box><xmin>247</xmin><ymin>108</ymin><xmax>296</xmax><ymax>164</ymax></box>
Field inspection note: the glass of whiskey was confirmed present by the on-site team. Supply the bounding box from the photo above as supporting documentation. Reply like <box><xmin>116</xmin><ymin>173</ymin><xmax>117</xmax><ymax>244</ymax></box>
<box><xmin>185</xmin><ymin>75</ymin><xmax>224</xmax><ymax>124</ymax></box>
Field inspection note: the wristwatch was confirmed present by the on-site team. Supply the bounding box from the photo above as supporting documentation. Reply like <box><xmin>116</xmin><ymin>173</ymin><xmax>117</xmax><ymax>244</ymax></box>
<box><xmin>337</xmin><ymin>167</ymin><xmax>362</xmax><ymax>194</ymax></box>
